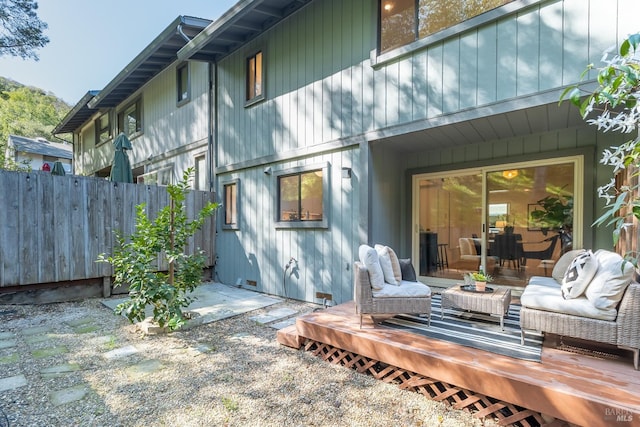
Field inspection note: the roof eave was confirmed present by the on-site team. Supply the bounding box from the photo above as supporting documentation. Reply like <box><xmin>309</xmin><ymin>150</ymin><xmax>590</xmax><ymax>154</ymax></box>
<box><xmin>52</xmin><ymin>90</ymin><xmax>100</xmax><ymax>135</ymax></box>
<box><xmin>87</xmin><ymin>15</ymin><xmax>211</xmax><ymax>109</ymax></box>
<box><xmin>177</xmin><ymin>0</ymin><xmax>258</xmax><ymax>62</ymax></box>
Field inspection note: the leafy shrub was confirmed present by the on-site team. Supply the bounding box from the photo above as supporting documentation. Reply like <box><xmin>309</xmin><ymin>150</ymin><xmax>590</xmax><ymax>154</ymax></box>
<box><xmin>99</xmin><ymin>168</ymin><xmax>219</xmax><ymax>330</ymax></box>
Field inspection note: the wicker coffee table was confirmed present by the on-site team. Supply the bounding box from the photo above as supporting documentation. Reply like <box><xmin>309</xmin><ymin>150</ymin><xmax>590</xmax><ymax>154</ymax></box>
<box><xmin>440</xmin><ymin>285</ymin><xmax>512</xmax><ymax>330</ymax></box>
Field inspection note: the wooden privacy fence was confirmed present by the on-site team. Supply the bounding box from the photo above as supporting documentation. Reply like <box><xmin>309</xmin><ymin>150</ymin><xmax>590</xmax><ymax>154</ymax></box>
<box><xmin>0</xmin><ymin>170</ymin><xmax>217</xmax><ymax>289</ymax></box>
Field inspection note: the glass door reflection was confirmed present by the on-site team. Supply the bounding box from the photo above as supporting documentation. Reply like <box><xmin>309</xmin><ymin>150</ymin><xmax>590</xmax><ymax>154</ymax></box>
<box><xmin>415</xmin><ymin>161</ymin><xmax>575</xmax><ymax>285</ymax></box>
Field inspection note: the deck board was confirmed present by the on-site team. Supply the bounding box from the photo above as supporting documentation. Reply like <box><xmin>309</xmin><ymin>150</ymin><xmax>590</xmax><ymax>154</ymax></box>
<box><xmin>285</xmin><ymin>301</ymin><xmax>640</xmax><ymax>427</ymax></box>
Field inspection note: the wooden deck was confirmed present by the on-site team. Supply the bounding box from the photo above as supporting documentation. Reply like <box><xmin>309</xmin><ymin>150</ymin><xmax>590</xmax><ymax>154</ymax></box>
<box><xmin>277</xmin><ymin>301</ymin><xmax>640</xmax><ymax>427</ymax></box>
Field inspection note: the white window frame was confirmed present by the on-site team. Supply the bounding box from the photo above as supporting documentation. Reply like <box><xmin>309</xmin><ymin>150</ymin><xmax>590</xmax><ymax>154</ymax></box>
<box><xmin>117</xmin><ymin>97</ymin><xmax>143</xmax><ymax>139</ymax></box>
<box><xmin>136</xmin><ymin>164</ymin><xmax>174</xmax><ymax>186</ymax></box>
<box><xmin>95</xmin><ymin>111</ymin><xmax>112</xmax><ymax>146</ymax></box>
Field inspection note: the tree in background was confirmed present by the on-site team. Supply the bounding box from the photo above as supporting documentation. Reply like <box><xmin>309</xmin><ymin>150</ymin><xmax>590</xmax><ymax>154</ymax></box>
<box><xmin>0</xmin><ymin>0</ymin><xmax>49</xmax><ymax>60</ymax></box>
<box><xmin>0</xmin><ymin>77</ymin><xmax>70</xmax><ymax>168</ymax></box>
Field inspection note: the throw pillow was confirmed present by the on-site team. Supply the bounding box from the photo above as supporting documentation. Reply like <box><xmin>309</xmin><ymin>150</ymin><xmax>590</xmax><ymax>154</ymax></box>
<box><xmin>552</xmin><ymin>249</ymin><xmax>586</xmax><ymax>284</ymax></box>
<box><xmin>358</xmin><ymin>245</ymin><xmax>385</xmax><ymax>290</ymax></box>
<box><xmin>386</xmin><ymin>246</ymin><xmax>403</xmax><ymax>283</ymax></box>
<box><xmin>561</xmin><ymin>250</ymin><xmax>598</xmax><ymax>299</ymax></box>
<box><xmin>585</xmin><ymin>249</ymin><xmax>635</xmax><ymax>310</ymax></box>
<box><xmin>399</xmin><ymin>258</ymin><xmax>417</xmax><ymax>282</ymax></box>
<box><xmin>375</xmin><ymin>244</ymin><xmax>398</xmax><ymax>285</ymax></box>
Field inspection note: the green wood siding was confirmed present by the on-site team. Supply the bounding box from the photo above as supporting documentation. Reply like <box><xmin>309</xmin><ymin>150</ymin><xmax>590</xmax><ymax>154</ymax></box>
<box><xmin>213</xmin><ymin>0</ymin><xmax>636</xmax><ymax>303</ymax></box>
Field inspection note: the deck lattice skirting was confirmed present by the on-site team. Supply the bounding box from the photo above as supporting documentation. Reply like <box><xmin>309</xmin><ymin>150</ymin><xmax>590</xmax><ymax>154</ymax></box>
<box><xmin>303</xmin><ymin>338</ymin><xmax>547</xmax><ymax>427</ymax></box>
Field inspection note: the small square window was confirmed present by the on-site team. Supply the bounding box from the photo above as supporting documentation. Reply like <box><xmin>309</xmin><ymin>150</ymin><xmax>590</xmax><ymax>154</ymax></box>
<box><xmin>246</xmin><ymin>51</ymin><xmax>264</xmax><ymax>104</ymax></box>
<box><xmin>117</xmin><ymin>98</ymin><xmax>142</xmax><ymax>138</ymax></box>
<box><xmin>222</xmin><ymin>180</ymin><xmax>240</xmax><ymax>230</ymax></box>
<box><xmin>276</xmin><ymin>165</ymin><xmax>329</xmax><ymax>229</ymax></box>
<box><xmin>177</xmin><ymin>63</ymin><xmax>190</xmax><ymax>105</ymax></box>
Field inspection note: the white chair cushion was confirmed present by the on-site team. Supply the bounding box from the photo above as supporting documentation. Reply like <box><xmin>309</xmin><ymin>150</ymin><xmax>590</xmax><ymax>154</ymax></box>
<box><xmin>561</xmin><ymin>250</ymin><xmax>598</xmax><ymax>299</ymax></box>
<box><xmin>521</xmin><ymin>282</ymin><xmax>617</xmax><ymax>321</ymax></box>
<box><xmin>372</xmin><ymin>280</ymin><xmax>432</xmax><ymax>298</ymax></box>
<box><xmin>586</xmin><ymin>249</ymin><xmax>634</xmax><ymax>310</ymax></box>
<box><xmin>359</xmin><ymin>245</ymin><xmax>385</xmax><ymax>290</ymax></box>
<box><xmin>375</xmin><ymin>244</ymin><xmax>398</xmax><ymax>285</ymax></box>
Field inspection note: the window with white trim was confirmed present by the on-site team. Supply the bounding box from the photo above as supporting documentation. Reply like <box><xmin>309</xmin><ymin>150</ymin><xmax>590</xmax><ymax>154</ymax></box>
<box><xmin>117</xmin><ymin>98</ymin><xmax>142</xmax><ymax>138</ymax></box>
<box><xmin>136</xmin><ymin>165</ymin><xmax>173</xmax><ymax>186</ymax></box>
<box><xmin>95</xmin><ymin>112</ymin><xmax>112</xmax><ymax>145</ymax></box>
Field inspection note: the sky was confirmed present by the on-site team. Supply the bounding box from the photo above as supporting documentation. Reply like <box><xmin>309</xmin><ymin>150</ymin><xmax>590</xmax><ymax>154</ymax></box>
<box><xmin>0</xmin><ymin>0</ymin><xmax>238</xmax><ymax>105</ymax></box>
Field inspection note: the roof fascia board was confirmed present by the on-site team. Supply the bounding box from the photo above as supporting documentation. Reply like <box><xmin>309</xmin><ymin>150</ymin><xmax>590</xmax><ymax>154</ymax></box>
<box><xmin>177</xmin><ymin>0</ymin><xmax>265</xmax><ymax>61</ymax></box>
<box><xmin>88</xmin><ymin>15</ymin><xmax>209</xmax><ymax>109</ymax></box>
<box><xmin>52</xmin><ymin>90</ymin><xmax>99</xmax><ymax>135</ymax></box>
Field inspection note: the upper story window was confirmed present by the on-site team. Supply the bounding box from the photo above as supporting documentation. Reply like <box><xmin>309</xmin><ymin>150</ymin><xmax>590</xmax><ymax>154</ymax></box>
<box><xmin>246</xmin><ymin>50</ymin><xmax>264</xmax><ymax>105</ymax></box>
<box><xmin>117</xmin><ymin>98</ymin><xmax>142</xmax><ymax>138</ymax></box>
<box><xmin>95</xmin><ymin>112</ymin><xmax>112</xmax><ymax>145</ymax></box>
<box><xmin>380</xmin><ymin>0</ymin><xmax>514</xmax><ymax>53</ymax></box>
<box><xmin>177</xmin><ymin>62</ymin><xmax>190</xmax><ymax>106</ymax></box>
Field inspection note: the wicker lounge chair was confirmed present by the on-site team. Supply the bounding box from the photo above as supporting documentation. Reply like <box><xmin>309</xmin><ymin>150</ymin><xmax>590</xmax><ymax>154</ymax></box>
<box><xmin>520</xmin><ymin>249</ymin><xmax>640</xmax><ymax>369</ymax></box>
<box><xmin>354</xmin><ymin>261</ymin><xmax>431</xmax><ymax>328</ymax></box>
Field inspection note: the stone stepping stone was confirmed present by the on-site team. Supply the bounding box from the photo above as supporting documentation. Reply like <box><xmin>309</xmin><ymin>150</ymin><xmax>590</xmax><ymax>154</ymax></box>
<box><xmin>31</xmin><ymin>346</ymin><xmax>69</xmax><ymax>359</ymax></box>
<box><xmin>0</xmin><ymin>353</ymin><xmax>19</xmax><ymax>364</ymax></box>
<box><xmin>189</xmin><ymin>343</ymin><xmax>214</xmax><ymax>355</ymax></box>
<box><xmin>24</xmin><ymin>334</ymin><xmax>53</xmax><ymax>345</ymax></box>
<box><xmin>250</xmin><ymin>307</ymin><xmax>298</xmax><ymax>325</ymax></box>
<box><xmin>0</xmin><ymin>374</ymin><xmax>27</xmax><ymax>392</ymax></box>
<box><xmin>66</xmin><ymin>317</ymin><xmax>99</xmax><ymax>334</ymax></box>
<box><xmin>125</xmin><ymin>359</ymin><xmax>163</xmax><ymax>378</ymax></box>
<box><xmin>22</xmin><ymin>326</ymin><xmax>51</xmax><ymax>336</ymax></box>
<box><xmin>103</xmin><ymin>345</ymin><xmax>138</xmax><ymax>360</ymax></box>
<box><xmin>0</xmin><ymin>338</ymin><xmax>17</xmax><ymax>349</ymax></box>
<box><xmin>0</xmin><ymin>332</ymin><xmax>14</xmax><ymax>340</ymax></box>
<box><xmin>90</xmin><ymin>335</ymin><xmax>117</xmax><ymax>349</ymax></box>
<box><xmin>40</xmin><ymin>363</ymin><xmax>82</xmax><ymax>379</ymax></box>
<box><xmin>269</xmin><ymin>317</ymin><xmax>297</xmax><ymax>330</ymax></box>
<box><xmin>71</xmin><ymin>324</ymin><xmax>99</xmax><ymax>334</ymax></box>
<box><xmin>50</xmin><ymin>385</ymin><xmax>88</xmax><ymax>406</ymax></box>
<box><xmin>65</xmin><ymin>317</ymin><xmax>94</xmax><ymax>327</ymax></box>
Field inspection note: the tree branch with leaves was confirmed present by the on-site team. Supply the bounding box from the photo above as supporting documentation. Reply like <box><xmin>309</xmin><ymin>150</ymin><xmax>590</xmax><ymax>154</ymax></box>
<box><xmin>561</xmin><ymin>32</ymin><xmax>640</xmax><ymax>264</ymax></box>
<box><xmin>0</xmin><ymin>0</ymin><xmax>49</xmax><ymax>60</ymax></box>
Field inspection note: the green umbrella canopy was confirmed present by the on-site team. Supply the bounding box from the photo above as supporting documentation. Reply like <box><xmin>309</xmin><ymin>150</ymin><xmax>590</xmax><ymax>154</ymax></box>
<box><xmin>51</xmin><ymin>161</ymin><xmax>66</xmax><ymax>176</ymax></box>
<box><xmin>110</xmin><ymin>133</ymin><xmax>133</xmax><ymax>183</ymax></box>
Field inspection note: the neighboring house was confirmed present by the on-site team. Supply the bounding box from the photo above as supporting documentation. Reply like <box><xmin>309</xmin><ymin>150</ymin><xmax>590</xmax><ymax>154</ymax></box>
<box><xmin>6</xmin><ymin>134</ymin><xmax>73</xmax><ymax>174</ymax></box>
<box><xmin>56</xmin><ymin>0</ymin><xmax>637</xmax><ymax>305</ymax></box>
<box><xmin>53</xmin><ymin>16</ymin><xmax>215</xmax><ymax>188</ymax></box>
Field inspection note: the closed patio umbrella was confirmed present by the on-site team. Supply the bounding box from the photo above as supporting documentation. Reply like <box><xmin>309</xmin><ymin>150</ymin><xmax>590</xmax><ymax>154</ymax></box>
<box><xmin>110</xmin><ymin>133</ymin><xmax>133</xmax><ymax>183</ymax></box>
<box><xmin>51</xmin><ymin>161</ymin><xmax>66</xmax><ymax>176</ymax></box>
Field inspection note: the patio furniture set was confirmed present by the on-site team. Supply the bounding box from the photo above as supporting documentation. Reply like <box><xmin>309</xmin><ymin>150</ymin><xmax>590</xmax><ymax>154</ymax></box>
<box><xmin>355</xmin><ymin>244</ymin><xmax>640</xmax><ymax>369</ymax></box>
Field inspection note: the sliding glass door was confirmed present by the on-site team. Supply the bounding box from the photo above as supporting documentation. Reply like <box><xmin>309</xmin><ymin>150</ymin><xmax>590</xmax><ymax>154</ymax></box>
<box><xmin>413</xmin><ymin>157</ymin><xmax>580</xmax><ymax>286</ymax></box>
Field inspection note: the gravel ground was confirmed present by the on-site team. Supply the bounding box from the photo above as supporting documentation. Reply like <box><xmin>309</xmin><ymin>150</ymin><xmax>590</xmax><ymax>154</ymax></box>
<box><xmin>0</xmin><ymin>296</ymin><xmax>498</xmax><ymax>427</ymax></box>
